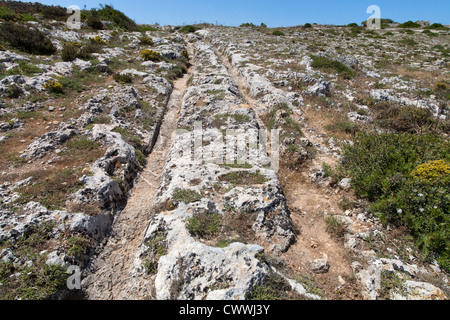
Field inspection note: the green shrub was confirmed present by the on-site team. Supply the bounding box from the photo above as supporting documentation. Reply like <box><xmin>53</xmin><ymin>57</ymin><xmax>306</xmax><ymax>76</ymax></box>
<box><xmin>66</xmin><ymin>236</ymin><xmax>90</xmax><ymax>259</ymax></box>
<box><xmin>341</xmin><ymin>133</ymin><xmax>449</xmax><ymax>201</ymax></box>
<box><xmin>340</xmin><ymin>133</ymin><xmax>450</xmax><ymax>270</ymax></box>
<box><xmin>139</xmin><ymin>25</ymin><xmax>158</xmax><ymax>32</ymax></box>
<box><xmin>17</xmin><ymin>168</ymin><xmax>84</xmax><ymax>210</ymax></box>
<box><xmin>398</xmin><ymin>21</ymin><xmax>421</xmax><ymax>28</ymax></box>
<box><xmin>310</xmin><ymin>55</ymin><xmax>355</xmax><ymax>79</ymax></box>
<box><xmin>373</xmin><ymin>168</ymin><xmax>449</xmax><ymax>270</ymax></box>
<box><xmin>219</xmin><ymin>171</ymin><xmax>267</xmax><ymax>186</ymax></box>
<box><xmin>427</xmin><ymin>23</ymin><xmax>449</xmax><ymax>30</ymax></box>
<box><xmin>44</xmin><ymin>80</ymin><xmax>64</xmax><ymax>94</ymax></box>
<box><xmin>272</xmin><ymin>30</ymin><xmax>285</xmax><ymax>36</ymax></box>
<box><xmin>186</xmin><ymin>212</ymin><xmax>222</xmax><ymax>238</ymax></box>
<box><xmin>374</xmin><ymin>104</ymin><xmax>435</xmax><ymax>133</ymax></box>
<box><xmin>16</xmin><ymin>61</ymin><xmax>41</xmax><ymax>75</ymax></box>
<box><xmin>398</xmin><ymin>38</ymin><xmax>417</xmax><ymax>46</ymax></box>
<box><xmin>325</xmin><ymin>216</ymin><xmax>348</xmax><ymax>240</ymax></box>
<box><xmin>245</xmin><ymin>272</ymin><xmax>294</xmax><ymax>300</ymax></box>
<box><xmin>139</xmin><ymin>36</ymin><xmax>154</xmax><ymax>46</ymax></box>
<box><xmin>135</xmin><ymin>149</ymin><xmax>147</xmax><ymax>167</ymax></box>
<box><xmin>61</xmin><ymin>43</ymin><xmax>79</xmax><ymax>62</ymax></box>
<box><xmin>20</xmin><ymin>13</ymin><xmax>37</xmax><ymax>22</ymax></box>
<box><xmin>90</xmin><ymin>36</ymin><xmax>107</xmax><ymax>45</ymax></box>
<box><xmin>172</xmin><ymin>188</ymin><xmax>202</xmax><ymax>204</ymax></box>
<box><xmin>140</xmin><ymin>49</ymin><xmax>161</xmax><ymax>61</ymax></box>
<box><xmin>422</xmin><ymin>29</ymin><xmax>438</xmax><ymax>37</ymax></box>
<box><xmin>66</xmin><ymin>135</ymin><xmax>100</xmax><ymax>152</ymax></box>
<box><xmin>179</xmin><ymin>25</ymin><xmax>199</xmax><ymax>33</ymax></box>
<box><xmin>76</xmin><ymin>42</ymin><xmax>103</xmax><ymax>60</ymax></box>
<box><xmin>0</xmin><ymin>6</ymin><xmax>20</xmax><ymax>21</ymax></box>
<box><xmin>0</xmin><ymin>22</ymin><xmax>56</xmax><ymax>55</ymax></box>
<box><xmin>87</xmin><ymin>15</ymin><xmax>104</xmax><ymax>30</ymax></box>
<box><xmin>240</xmin><ymin>22</ymin><xmax>256</xmax><ymax>27</ymax></box>
<box><xmin>325</xmin><ymin>120</ymin><xmax>359</xmax><ymax>135</ymax></box>
<box><xmin>41</xmin><ymin>6</ymin><xmax>67</xmax><ymax>21</ymax></box>
<box><xmin>91</xmin><ymin>4</ymin><xmax>137</xmax><ymax>31</ymax></box>
<box><xmin>0</xmin><ymin>222</ymin><xmax>70</xmax><ymax>300</ymax></box>
<box><xmin>6</xmin><ymin>84</ymin><xmax>23</xmax><ymax>98</ymax></box>
<box><xmin>142</xmin><ymin>233</ymin><xmax>167</xmax><ymax>274</ymax></box>
<box><xmin>304</xmin><ymin>23</ymin><xmax>312</xmax><ymax>28</ymax></box>
<box><xmin>113</xmin><ymin>72</ymin><xmax>133</xmax><ymax>84</ymax></box>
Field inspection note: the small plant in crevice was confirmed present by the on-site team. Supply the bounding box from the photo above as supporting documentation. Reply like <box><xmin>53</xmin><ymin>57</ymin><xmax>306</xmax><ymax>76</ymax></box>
<box><xmin>172</xmin><ymin>188</ymin><xmax>202</xmax><ymax>205</ymax></box>
<box><xmin>142</xmin><ymin>232</ymin><xmax>168</xmax><ymax>275</ymax></box>
<box><xmin>186</xmin><ymin>212</ymin><xmax>222</xmax><ymax>239</ymax></box>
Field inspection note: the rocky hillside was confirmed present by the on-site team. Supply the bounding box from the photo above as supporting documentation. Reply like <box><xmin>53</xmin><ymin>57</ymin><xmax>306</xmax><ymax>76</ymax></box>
<box><xmin>0</xmin><ymin>3</ymin><xmax>449</xmax><ymax>300</ymax></box>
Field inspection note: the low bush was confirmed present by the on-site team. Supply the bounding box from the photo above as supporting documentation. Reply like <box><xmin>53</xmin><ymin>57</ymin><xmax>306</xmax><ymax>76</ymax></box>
<box><xmin>0</xmin><ymin>6</ymin><xmax>20</xmax><ymax>21</ymax></box>
<box><xmin>427</xmin><ymin>23</ymin><xmax>449</xmax><ymax>31</ymax></box>
<box><xmin>398</xmin><ymin>21</ymin><xmax>421</xmax><ymax>28</ymax></box>
<box><xmin>90</xmin><ymin>36</ymin><xmax>107</xmax><ymax>45</ymax></box>
<box><xmin>6</xmin><ymin>84</ymin><xmax>23</xmax><ymax>98</ymax></box>
<box><xmin>374</xmin><ymin>104</ymin><xmax>435</xmax><ymax>133</ymax></box>
<box><xmin>172</xmin><ymin>188</ymin><xmax>202</xmax><ymax>204</ymax></box>
<box><xmin>0</xmin><ymin>221</ymin><xmax>69</xmax><ymax>300</ymax></box>
<box><xmin>41</xmin><ymin>6</ymin><xmax>67</xmax><ymax>21</ymax></box>
<box><xmin>139</xmin><ymin>36</ymin><xmax>154</xmax><ymax>46</ymax></box>
<box><xmin>61</xmin><ymin>43</ymin><xmax>79</xmax><ymax>62</ymax></box>
<box><xmin>245</xmin><ymin>272</ymin><xmax>297</xmax><ymax>300</ymax></box>
<box><xmin>219</xmin><ymin>171</ymin><xmax>267</xmax><ymax>186</ymax></box>
<box><xmin>186</xmin><ymin>212</ymin><xmax>222</xmax><ymax>238</ymax></box>
<box><xmin>17</xmin><ymin>168</ymin><xmax>84</xmax><ymax>210</ymax></box>
<box><xmin>140</xmin><ymin>49</ymin><xmax>161</xmax><ymax>61</ymax></box>
<box><xmin>179</xmin><ymin>25</ymin><xmax>199</xmax><ymax>33</ymax></box>
<box><xmin>325</xmin><ymin>216</ymin><xmax>348</xmax><ymax>240</ymax></box>
<box><xmin>113</xmin><ymin>73</ymin><xmax>133</xmax><ymax>84</ymax></box>
<box><xmin>44</xmin><ymin>80</ymin><xmax>63</xmax><ymax>94</ymax></box>
<box><xmin>340</xmin><ymin>132</ymin><xmax>450</xmax><ymax>270</ymax></box>
<box><xmin>398</xmin><ymin>38</ymin><xmax>418</xmax><ymax>46</ymax></box>
<box><xmin>20</xmin><ymin>13</ymin><xmax>36</xmax><ymax>22</ymax></box>
<box><xmin>325</xmin><ymin>120</ymin><xmax>359</xmax><ymax>135</ymax></box>
<box><xmin>87</xmin><ymin>16</ymin><xmax>104</xmax><ymax>30</ymax></box>
<box><xmin>91</xmin><ymin>4</ymin><xmax>137</xmax><ymax>31</ymax></box>
<box><xmin>341</xmin><ymin>133</ymin><xmax>449</xmax><ymax>201</ymax></box>
<box><xmin>272</xmin><ymin>30</ymin><xmax>285</xmax><ymax>36</ymax></box>
<box><xmin>0</xmin><ymin>22</ymin><xmax>56</xmax><ymax>55</ymax></box>
<box><xmin>310</xmin><ymin>55</ymin><xmax>355</xmax><ymax>79</ymax></box>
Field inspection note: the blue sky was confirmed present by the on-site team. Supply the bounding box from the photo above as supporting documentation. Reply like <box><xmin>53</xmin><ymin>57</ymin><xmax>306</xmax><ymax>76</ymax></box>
<box><xmin>24</xmin><ymin>0</ymin><xmax>450</xmax><ymax>27</ymax></box>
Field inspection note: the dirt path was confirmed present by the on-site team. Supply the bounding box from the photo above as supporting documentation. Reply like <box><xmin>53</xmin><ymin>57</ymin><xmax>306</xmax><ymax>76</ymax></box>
<box><xmin>212</xmin><ymin>45</ymin><xmax>360</xmax><ymax>299</ymax></box>
<box><xmin>82</xmin><ymin>52</ymin><xmax>193</xmax><ymax>300</ymax></box>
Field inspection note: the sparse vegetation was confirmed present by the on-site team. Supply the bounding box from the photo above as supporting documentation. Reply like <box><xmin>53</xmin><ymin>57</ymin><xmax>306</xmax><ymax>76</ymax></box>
<box><xmin>219</xmin><ymin>171</ymin><xmax>267</xmax><ymax>186</ymax></box>
<box><xmin>186</xmin><ymin>212</ymin><xmax>222</xmax><ymax>238</ymax></box>
<box><xmin>172</xmin><ymin>188</ymin><xmax>202</xmax><ymax>204</ymax></box>
<box><xmin>325</xmin><ymin>216</ymin><xmax>348</xmax><ymax>240</ymax></box>
<box><xmin>310</xmin><ymin>55</ymin><xmax>355</xmax><ymax>79</ymax></box>
<box><xmin>0</xmin><ymin>22</ymin><xmax>56</xmax><ymax>55</ymax></box>
<box><xmin>340</xmin><ymin>133</ymin><xmax>450</xmax><ymax>270</ymax></box>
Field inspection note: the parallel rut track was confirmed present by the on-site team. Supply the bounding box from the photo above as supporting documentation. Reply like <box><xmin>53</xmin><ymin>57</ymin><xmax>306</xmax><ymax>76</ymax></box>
<box><xmin>82</xmin><ymin>47</ymin><xmax>194</xmax><ymax>300</ymax></box>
